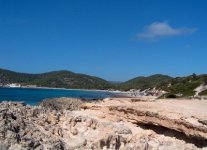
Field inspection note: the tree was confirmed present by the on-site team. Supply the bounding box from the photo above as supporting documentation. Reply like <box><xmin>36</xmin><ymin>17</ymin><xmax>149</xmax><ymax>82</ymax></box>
<box><xmin>192</xmin><ymin>73</ymin><xmax>197</xmax><ymax>80</ymax></box>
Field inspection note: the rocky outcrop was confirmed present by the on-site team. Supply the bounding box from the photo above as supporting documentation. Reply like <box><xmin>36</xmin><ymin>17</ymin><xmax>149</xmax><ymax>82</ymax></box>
<box><xmin>0</xmin><ymin>101</ymin><xmax>135</xmax><ymax>149</ymax></box>
<box><xmin>107</xmin><ymin>106</ymin><xmax>207</xmax><ymax>147</ymax></box>
<box><xmin>81</xmin><ymin>98</ymin><xmax>207</xmax><ymax>149</ymax></box>
<box><xmin>108</xmin><ymin>106</ymin><xmax>207</xmax><ymax>137</ymax></box>
<box><xmin>39</xmin><ymin>97</ymin><xmax>83</xmax><ymax>111</ymax></box>
<box><xmin>0</xmin><ymin>97</ymin><xmax>207</xmax><ymax>150</ymax></box>
<box><xmin>0</xmin><ymin>102</ymin><xmax>66</xmax><ymax>150</ymax></box>
<box><xmin>194</xmin><ymin>84</ymin><xmax>207</xmax><ymax>96</ymax></box>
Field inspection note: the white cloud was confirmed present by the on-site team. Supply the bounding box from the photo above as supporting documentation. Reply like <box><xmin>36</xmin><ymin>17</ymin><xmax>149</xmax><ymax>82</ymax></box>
<box><xmin>137</xmin><ymin>21</ymin><xmax>197</xmax><ymax>41</ymax></box>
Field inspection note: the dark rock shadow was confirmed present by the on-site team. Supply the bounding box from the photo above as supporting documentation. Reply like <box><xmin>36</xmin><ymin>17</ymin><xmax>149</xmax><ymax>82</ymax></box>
<box><xmin>137</xmin><ymin>123</ymin><xmax>207</xmax><ymax>148</ymax></box>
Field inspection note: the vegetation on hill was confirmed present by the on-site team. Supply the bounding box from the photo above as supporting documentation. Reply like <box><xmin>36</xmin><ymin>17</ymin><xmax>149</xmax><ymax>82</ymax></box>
<box><xmin>0</xmin><ymin>68</ymin><xmax>39</xmax><ymax>83</ymax></box>
<box><xmin>199</xmin><ymin>89</ymin><xmax>207</xmax><ymax>96</ymax></box>
<box><xmin>161</xmin><ymin>74</ymin><xmax>207</xmax><ymax>97</ymax></box>
<box><xmin>116</xmin><ymin>74</ymin><xmax>172</xmax><ymax>91</ymax></box>
<box><xmin>116</xmin><ymin>73</ymin><xmax>207</xmax><ymax>97</ymax></box>
<box><xmin>1</xmin><ymin>68</ymin><xmax>207</xmax><ymax>97</ymax></box>
<box><xmin>0</xmin><ymin>69</ymin><xmax>112</xmax><ymax>89</ymax></box>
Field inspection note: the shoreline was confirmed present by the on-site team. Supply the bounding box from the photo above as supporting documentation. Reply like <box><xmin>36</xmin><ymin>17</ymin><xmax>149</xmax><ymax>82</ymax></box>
<box><xmin>0</xmin><ymin>86</ymin><xmax>115</xmax><ymax>92</ymax></box>
<box><xmin>0</xmin><ymin>87</ymin><xmax>127</xmax><ymax>105</ymax></box>
<box><xmin>0</xmin><ymin>86</ymin><xmax>131</xmax><ymax>98</ymax></box>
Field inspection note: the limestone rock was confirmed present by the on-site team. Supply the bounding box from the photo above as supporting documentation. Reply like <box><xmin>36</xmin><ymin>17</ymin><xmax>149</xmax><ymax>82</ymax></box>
<box><xmin>39</xmin><ymin>97</ymin><xmax>83</xmax><ymax>111</ymax></box>
<box><xmin>0</xmin><ymin>98</ymin><xmax>206</xmax><ymax>150</ymax></box>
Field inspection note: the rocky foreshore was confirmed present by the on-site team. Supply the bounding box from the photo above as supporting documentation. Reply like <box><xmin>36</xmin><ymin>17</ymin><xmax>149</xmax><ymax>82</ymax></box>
<box><xmin>0</xmin><ymin>97</ymin><xmax>207</xmax><ymax>150</ymax></box>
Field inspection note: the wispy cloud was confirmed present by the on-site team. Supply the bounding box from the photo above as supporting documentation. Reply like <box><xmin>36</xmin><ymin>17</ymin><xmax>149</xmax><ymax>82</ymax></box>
<box><xmin>137</xmin><ymin>21</ymin><xmax>197</xmax><ymax>41</ymax></box>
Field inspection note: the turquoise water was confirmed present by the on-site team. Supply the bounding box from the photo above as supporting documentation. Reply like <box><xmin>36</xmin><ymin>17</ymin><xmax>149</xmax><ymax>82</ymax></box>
<box><xmin>0</xmin><ymin>87</ymin><xmax>114</xmax><ymax>105</ymax></box>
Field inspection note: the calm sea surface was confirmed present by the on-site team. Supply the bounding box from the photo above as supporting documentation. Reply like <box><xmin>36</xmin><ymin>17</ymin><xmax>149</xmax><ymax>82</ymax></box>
<box><xmin>0</xmin><ymin>87</ymin><xmax>114</xmax><ymax>105</ymax></box>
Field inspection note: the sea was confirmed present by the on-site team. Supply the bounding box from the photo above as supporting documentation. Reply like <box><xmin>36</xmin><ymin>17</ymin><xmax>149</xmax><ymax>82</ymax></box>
<box><xmin>0</xmin><ymin>87</ymin><xmax>115</xmax><ymax>105</ymax></box>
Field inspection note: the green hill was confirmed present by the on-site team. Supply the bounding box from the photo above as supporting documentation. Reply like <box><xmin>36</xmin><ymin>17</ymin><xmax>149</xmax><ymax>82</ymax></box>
<box><xmin>162</xmin><ymin>74</ymin><xmax>207</xmax><ymax>97</ymax></box>
<box><xmin>1</xmin><ymin>68</ymin><xmax>207</xmax><ymax>97</ymax></box>
<box><xmin>0</xmin><ymin>68</ymin><xmax>112</xmax><ymax>89</ymax></box>
<box><xmin>117</xmin><ymin>74</ymin><xmax>207</xmax><ymax>97</ymax></box>
<box><xmin>117</xmin><ymin>74</ymin><xmax>172</xmax><ymax>91</ymax></box>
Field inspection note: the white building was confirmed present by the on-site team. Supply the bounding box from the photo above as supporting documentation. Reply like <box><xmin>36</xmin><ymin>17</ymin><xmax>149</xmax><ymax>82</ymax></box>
<box><xmin>6</xmin><ymin>83</ymin><xmax>21</xmax><ymax>88</ymax></box>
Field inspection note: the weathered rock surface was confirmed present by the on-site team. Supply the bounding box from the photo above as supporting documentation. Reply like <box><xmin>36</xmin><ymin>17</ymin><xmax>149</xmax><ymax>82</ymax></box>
<box><xmin>0</xmin><ymin>97</ymin><xmax>207</xmax><ymax>150</ymax></box>
<box><xmin>39</xmin><ymin>97</ymin><xmax>83</xmax><ymax>111</ymax></box>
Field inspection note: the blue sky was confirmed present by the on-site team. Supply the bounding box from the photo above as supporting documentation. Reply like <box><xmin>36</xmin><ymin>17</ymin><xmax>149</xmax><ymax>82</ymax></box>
<box><xmin>0</xmin><ymin>0</ymin><xmax>207</xmax><ymax>81</ymax></box>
